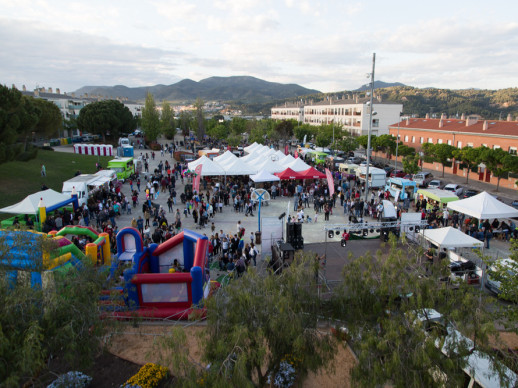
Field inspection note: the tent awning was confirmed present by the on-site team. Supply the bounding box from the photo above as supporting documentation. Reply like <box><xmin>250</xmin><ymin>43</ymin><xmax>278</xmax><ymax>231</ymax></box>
<box><xmin>250</xmin><ymin>170</ymin><xmax>280</xmax><ymax>182</ymax></box>
<box><xmin>275</xmin><ymin>168</ymin><xmax>305</xmax><ymax>180</ymax></box>
<box><xmin>0</xmin><ymin>189</ymin><xmax>72</xmax><ymax>215</ymax></box>
<box><xmin>299</xmin><ymin>167</ymin><xmax>326</xmax><ymax>179</ymax></box>
<box><xmin>447</xmin><ymin>191</ymin><xmax>518</xmax><ymax>220</ymax></box>
<box><xmin>421</xmin><ymin>226</ymin><xmax>483</xmax><ymax>248</ymax></box>
<box><xmin>417</xmin><ymin>189</ymin><xmax>458</xmax><ymax>203</ymax></box>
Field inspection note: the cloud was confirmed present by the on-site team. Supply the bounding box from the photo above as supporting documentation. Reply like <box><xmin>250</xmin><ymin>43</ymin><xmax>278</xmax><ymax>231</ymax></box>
<box><xmin>0</xmin><ymin>18</ymin><xmax>184</xmax><ymax>91</ymax></box>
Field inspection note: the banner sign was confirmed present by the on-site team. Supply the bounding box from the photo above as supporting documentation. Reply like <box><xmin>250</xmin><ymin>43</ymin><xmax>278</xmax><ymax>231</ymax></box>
<box><xmin>325</xmin><ymin>168</ymin><xmax>335</xmax><ymax>197</ymax></box>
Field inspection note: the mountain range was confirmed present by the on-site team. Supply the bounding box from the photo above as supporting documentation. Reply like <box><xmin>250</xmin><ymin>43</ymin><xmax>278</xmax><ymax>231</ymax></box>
<box><xmin>74</xmin><ymin>76</ymin><xmax>320</xmax><ymax>103</ymax></box>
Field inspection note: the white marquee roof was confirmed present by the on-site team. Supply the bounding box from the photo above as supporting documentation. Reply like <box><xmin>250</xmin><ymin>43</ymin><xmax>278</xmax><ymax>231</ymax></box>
<box><xmin>0</xmin><ymin>189</ymin><xmax>71</xmax><ymax>215</ymax></box>
<box><xmin>286</xmin><ymin>157</ymin><xmax>311</xmax><ymax>172</ymax></box>
<box><xmin>187</xmin><ymin>155</ymin><xmax>226</xmax><ymax>176</ymax></box>
<box><xmin>447</xmin><ymin>191</ymin><xmax>518</xmax><ymax>220</ymax></box>
<box><xmin>421</xmin><ymin>226</ymin><xmax>484</xmax><ymax>248</ymax></box>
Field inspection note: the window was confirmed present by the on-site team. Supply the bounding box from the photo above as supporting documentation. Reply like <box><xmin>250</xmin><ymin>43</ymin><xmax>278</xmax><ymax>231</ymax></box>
<box><xmin>493</xmin><ymin>145</ymin><xmax>501</xmax><ymax>150</ymax></box>
<box><xmin>404</xmin><ymin>135</ymin><xmax>409</xmax><ymax>142</ymax></box>
<box><xmin>509</xmin><ymin>147</ymin><xmax>517</xmax><ymax>155</ymax></box>
<box><xmin>467</xmin><ymin>143</ymin><xmax>473</xmax><ymax>148</ymax></box>
<box><xmin>428</xmin><ymin>138</ymin><xmax>433</xmax><ymax>143</ymax></box>
<box><xmin>447</xmin><ymin>140</ymin><xmax>452</xmax><ymax>145</ymax></box>
<box><xmin>482</xmin><ymin>143</ymin><xmax>487</xmax><ymax>147</ymax></box>
<box><xmin>457</xmin><ymin>141</ymin><xmax>462</xmax><ymax>148</ymax></box>
<box><xmin>420</xmin><ymin>137</ymin><xmax>424</xmax><ymax>144</ymax></box>
<box><xmin>372</xmin><ymin>119</ymin><xmax>379</xmax><ymax>128</ymax></box>
<box><xmin>412</xmin><ymin>136</ymin><xmax>415</xmax><ymax>143</ymax></box>
<box><xmin>437</xmin><ymin>139</ymin><xmax>443</xmax><ymax>144</ymax></box>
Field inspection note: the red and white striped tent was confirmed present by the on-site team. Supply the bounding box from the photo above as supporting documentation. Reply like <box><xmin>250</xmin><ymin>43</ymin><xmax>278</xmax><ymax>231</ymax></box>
<box><xmin>74</xmin><ymin>144</ymin><xmax>113</xmax><ymax>156</ymax></box>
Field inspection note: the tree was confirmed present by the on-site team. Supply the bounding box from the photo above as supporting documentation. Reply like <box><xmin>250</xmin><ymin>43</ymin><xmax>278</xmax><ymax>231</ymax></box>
<box><xmin>331</xmin><ymin>237</ymin><xmax>511</xmax><ymax>387</ymax></box>
<box><xmin>373</xmin><ymin>134</ymin><xmax>396</xmax><ymax>158</ymax></box>
<box><xmin>397</xmin><ymin>144</ymin><xmax>415</xmax><ymax>157</ymax></box>
<box><xmin>178</xmin><ymin>110</ymin><xmax>194</xmax><ymax>136</ymax></box>
<box><xmin>0</xmin><ymin>85</ymin><xmax>39</xmax><ymax>162</ymax></box>
<box><xmin>160</xmin><ymin>101</ymin><xmax>175</xmax><ymax>140</ymax></box>
<box><xmin>274</xmin><ymin>120</ymin><xmax>294</xmax><ymax>145</ymax></box>
<box><xmin>481</xmin><ymin>147</ymin><xmax>518</xmax><ymax>191</ymax></box>
<box><xmin>293</xmin><ymin>124</ymin><xmax>315</xmax><ymax>143</ymax></box>
<box><xmin>315</xmin><ymin>132</ymin><xmax>332</xmax><ymax>147</ymax></box>
<box><xmin>161</xmin><ymin>253</ymin><xmax>337</xmax><ymax>387</ymax></box>
<box><xmin>452</xmin><ymin>146</ymin><xmax>482</xmax><ymax>184</ymax></box>
<box><xmin>336</xmin><ymin>135</ymin><xmax>359</xmax><ymax>154</ymax></box>
<box><xmin>433</xmin><ymin>144</ymin><xmax>456</xmax><ymax>177</ymax></box>
<box><xmin>226</xmin><ymin>133</ymin><xmax>241</xmax><ymax>147</ymax></box>
<box><xmin>402</xmin><ymin>153</ymin><xmax>420</xmax><ymax>175</ymax></box>
<box><xmin>77</xmin><ymin>100</ymin><xmax>135</xmax><ymax>143</ymax></box>
<box><xmin>208</xmin><ymin>124</ymin><xmax>228</xmax><ymax>140</ymax></box>
<box><xmin>141</xmin><ymin>92</ymin><xmax>161</xmax><ymax>142</ymax></box>
<box><xmin>32</xmin><ymin>98</ymin><xmax>62</xmax><ymax>138</ymax></box>
<box><xmin>356</xmin><ymin>135</ymin><xmax>372</xmax><ymax>150</ymax></box>
<box><xmin>0</xmin><ymin>232</ymin><xmax>111</xmax><ymax>386</ymax></box>
<box><xmin>194</xmin><ymin>98</ymin><xmax>205</xmax><ymax>139</ymax></box>
<box><xmin>229</xmin><ymin>117</ymin><xmax>247</xmax><ymax>135</ymax></box>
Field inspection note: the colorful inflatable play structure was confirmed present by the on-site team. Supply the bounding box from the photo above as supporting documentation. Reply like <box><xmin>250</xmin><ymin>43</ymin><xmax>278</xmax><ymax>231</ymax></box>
<box><xmin>0</xmin><ymin>225</ymin><xmax>111</xmax><ymax>287</ymax></box>
<box><xmin>111</xmin><ymin>227</ymin><xmax>210</xmax><ymax>320</ymax></box>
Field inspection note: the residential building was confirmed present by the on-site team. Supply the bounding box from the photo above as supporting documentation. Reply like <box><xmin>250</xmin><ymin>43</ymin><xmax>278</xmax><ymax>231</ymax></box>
<box><xmin>271</xmin><ymin>96</ymin><xmax>402</xmax><ymax>136</ymax></box>
<box><xmin>389</xmin><ymin>114</ymin><xmax>518</xmax><ymax>154</ymax></box>
<box><xmin>271</xmin><ymin>102</ymin><xmax>304</xmax><ymax>122</ymax></box>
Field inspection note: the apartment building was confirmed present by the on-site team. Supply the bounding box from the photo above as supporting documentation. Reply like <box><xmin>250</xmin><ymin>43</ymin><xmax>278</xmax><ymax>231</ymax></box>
<box><xmin>389</xmin><ymin>114</ymin><xmax>518</xmax><ymax>154</ymax></box>
<box><xmin>271</xmin><ymin>102</ymin><xmax>304</xmax><ymax>122</ymax></box>
<box><xmin>271</xmin><ymin>96</ymin><xmax>402</xmax><ymax>136</ymax></box>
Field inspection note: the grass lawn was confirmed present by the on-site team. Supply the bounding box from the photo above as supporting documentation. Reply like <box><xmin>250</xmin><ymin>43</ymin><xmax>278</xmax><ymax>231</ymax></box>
<box><xmin>0</xmin><ymin>148</ymin><xmax>112</xmax><ymax>219</ymax></box>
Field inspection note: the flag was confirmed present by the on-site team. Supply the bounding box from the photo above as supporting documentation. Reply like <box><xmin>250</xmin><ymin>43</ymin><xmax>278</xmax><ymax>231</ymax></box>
<box><xmin>193</xmin><ymin>165</ymin><xmax>202</xmax><ymax>193</ymax></box>
<box><xmin>325</xmin><ymin>168</ymin><xmax>334</xmax><ymax>197</ymax></box>
<box><xmin>284</xmin><ymin>144</ymin><xmax>289</xmax><ymax>155</ymax></box>
<box><xmin>303</xmin><ymin>134</ymin><xmax>307</xmax><ymax>145</ymax></box>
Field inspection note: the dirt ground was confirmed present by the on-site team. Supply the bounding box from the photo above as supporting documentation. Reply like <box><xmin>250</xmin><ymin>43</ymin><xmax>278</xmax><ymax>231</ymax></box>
<box><xmin>107</xmin><ymin>324</ymin><xmax>356</xmax><ymax>388</ymax></box>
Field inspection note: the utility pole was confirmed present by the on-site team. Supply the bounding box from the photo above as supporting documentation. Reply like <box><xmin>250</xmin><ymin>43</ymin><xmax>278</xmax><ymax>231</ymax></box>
<box><xmin>364</xmin><ymin>53</ymin><xmax>375</xmax><ymax>204</ymax></box>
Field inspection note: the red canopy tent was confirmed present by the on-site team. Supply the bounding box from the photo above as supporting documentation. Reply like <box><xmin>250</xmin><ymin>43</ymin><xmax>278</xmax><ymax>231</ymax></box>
<box><xmin>300</xmin><ymin>167</ymin><xmax>326</xmax><ymax>179</ymax></box>
<box><xmin>274</xmin><ymin>167</ymin><xmax>305</xmax><ymax>180</ymax></box>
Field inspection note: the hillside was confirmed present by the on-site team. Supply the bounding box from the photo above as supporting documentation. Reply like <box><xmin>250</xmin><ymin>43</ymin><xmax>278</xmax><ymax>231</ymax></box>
<box><xmin>271</xmin><ymin>85</ymin><xmax>518</xmax><ymax>120</ymax></box>
<box><xmin>354</xmin><ymin>81</ymin><xmax>406</xmax><ymax>91</ymax></box>
<box><xmin>74</xmin><ymin>76</ymin><xmax>320</xmax><ymax>103</ymax></box>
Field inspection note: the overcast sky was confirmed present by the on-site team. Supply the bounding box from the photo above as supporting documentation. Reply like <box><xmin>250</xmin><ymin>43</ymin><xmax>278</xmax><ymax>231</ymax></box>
<box><xmin>1</xmin><ymin>0</ymin><xmax>517</xmax><ymax>94</ymax></box>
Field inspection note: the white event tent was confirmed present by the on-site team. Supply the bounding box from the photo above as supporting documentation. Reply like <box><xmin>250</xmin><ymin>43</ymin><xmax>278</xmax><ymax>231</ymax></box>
<box><xmin>278</xmin><ymin>154</ymin><xmax>295</xmax><ymax>168</ymax></box>
<box><xmin>447</xmin><ymin>191</ymin><xmax>518</xmax><ymax>219</ymax></box>
<box><xmin>244</xmin><ymin>142</ymin><xmax>259</xmax><ymax>153</ymax></box>
<box><xmin>286</xmin><ymin>157</ymin><xmax>311</xmax><ymax>172</ymax></box>
<box><xmin>250</xmin><ymin>170</ymin><xmax>280</xmax><ymax>183</ymax></box>
<box><xmin>255</xmin><ymin>158</ymin><xmax>285</xmax><ymax>174</ymax></box>
<box><xmin>221</xmin><ymin>158</ymin><xmax>257</xmax><ymax>175</ymax></box>
<box><xmin>187</xmin><ymin>155</ymin><xmax>226</xmax><ymax>176</ymax></box>
<box><xmin>421</xmin><ymin>226</ymin><xmax>484</xmax><ymax>248</ymax></box>
<box><xmin>213</xmin><ymin>150</ymin><xmax>238</xmax><ymax>165</ymax></box>
<box><xmin>0</xmin><ymin>189</ymin><xmax>71</xmax><ymax>215</ymax></box>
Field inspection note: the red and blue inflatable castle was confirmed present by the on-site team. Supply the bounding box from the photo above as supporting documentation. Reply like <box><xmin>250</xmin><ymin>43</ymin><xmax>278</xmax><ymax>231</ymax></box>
<box><xmin>114</xmin><ymin>227</ymin><xmax>209</xmax><ymax>319</ymax></box>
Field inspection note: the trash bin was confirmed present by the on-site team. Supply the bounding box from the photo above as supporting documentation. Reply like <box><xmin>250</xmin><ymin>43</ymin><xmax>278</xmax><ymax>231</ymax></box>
<box><xmin>255</xmin><ymin>231</ymin><xmax>262</xmax><ymax>245</ymax></box>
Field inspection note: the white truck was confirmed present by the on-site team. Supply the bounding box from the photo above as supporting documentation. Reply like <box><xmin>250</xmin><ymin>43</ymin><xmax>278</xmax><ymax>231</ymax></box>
<box><xmin>62</xmin><ymin>175</ymin><xmax>99</xmax><ymax>206</ymax></box>
<box><xmin>356</xmin><ymin>166</ymin><xmax>387</xmax><ymax>188</ymax></box>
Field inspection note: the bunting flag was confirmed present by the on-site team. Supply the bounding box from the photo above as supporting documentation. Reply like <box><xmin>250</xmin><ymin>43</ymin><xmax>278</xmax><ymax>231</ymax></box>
<box><xmin>193</xmin><ymin>164</ymin><xmax>202</xmax><ymax>193</ymax></box>
<box><xmin>325</xmin><ymin>168</ymin><xmax>334</xmax><ymax>197</ymax></box>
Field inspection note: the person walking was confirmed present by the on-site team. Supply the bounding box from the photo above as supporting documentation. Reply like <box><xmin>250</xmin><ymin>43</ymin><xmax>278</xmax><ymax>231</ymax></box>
<box><xmin>41</xmin><ymin>164</ymin><xmax>46</xmax><ymax>177</ymax></box>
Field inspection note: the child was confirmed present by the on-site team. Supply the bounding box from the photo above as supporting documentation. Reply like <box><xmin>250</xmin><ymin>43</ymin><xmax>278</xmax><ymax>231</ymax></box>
<box><xmin>250</xmin><ymin>232</ymin><xmax>254</xmax><ymax>245</ymax></box>
<box><xmin>306</xmin><ymin>214</ymin><xmax>312</xmax><ymax>223</ymax></box>
<box><xmin>314</xmin><ymin>213</ymin><xmax>318</xmax><ymax>223</ymax></box>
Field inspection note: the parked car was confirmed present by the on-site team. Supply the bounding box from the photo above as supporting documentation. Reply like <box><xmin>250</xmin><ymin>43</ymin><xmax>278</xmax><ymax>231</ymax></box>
<box><xmin>413</xmin><ymin>172</ymin><xmax>434</xmax><ymax>187</ymax></box>
<box><xmin>384</xmin><ymin>166</ymin><xmax>395</xmax><ymax>177</ymax></box>
<box><xmin>81</xmin><ymin>133</ymin><xmax>94</xmax><ymax>142</ymax></box>
<box><xmin>443</xmin><ymin>183</ymin><xmax>463</xmax><ymax>196</ymax></box>
<box><xmin>403</xmin><ymin>174</ymin><xmax>413</xmax><ymax>180</ymax></box>
<box><xmin>462</xmin><ymin>189</ymin><xmax>479</xmax><ymax>198</ymax></box>
<box><xmin>428</xmin><ymin>179</ymin><xmax>443</xmax><ymax>189</ymax></box>
<box><xmin>390</xmin><ymin>170</ymin><xmax>406</xmax><ymax>178</ymax></box>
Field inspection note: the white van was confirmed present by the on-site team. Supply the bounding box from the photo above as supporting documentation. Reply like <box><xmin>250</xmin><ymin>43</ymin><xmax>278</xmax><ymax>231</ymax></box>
<box><xmin>62</xmin><ymin>175</ymin><xmax>98</xmax><ymax>206</ymax></box>
<box><xmin>356</xmin><ymin>166</ymin><xmax>387</xmax><ymax>188</ymax></box>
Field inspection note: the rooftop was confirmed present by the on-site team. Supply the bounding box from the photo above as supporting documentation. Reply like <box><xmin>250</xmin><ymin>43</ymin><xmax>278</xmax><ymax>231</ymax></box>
<box><xmin>390</xmin><ymin>118</ymin><xmax>518</xmax><ymax>137</ymax></box>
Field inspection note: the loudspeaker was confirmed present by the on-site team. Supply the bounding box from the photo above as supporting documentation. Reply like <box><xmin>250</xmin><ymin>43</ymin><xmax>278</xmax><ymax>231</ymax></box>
<box><xmin>278</xmin><ymin>212</ymin><xmax>286</xmax><ymax>220</ymax></box>
<box><xmin>328</xmin><ymin>231</ymin><xmax>334</xmax><ymax>239</ymax></box>
<box><xmin>294</xmin><ymin>223</ymin><xmax>302</xmax><ymax>237</ymax></box>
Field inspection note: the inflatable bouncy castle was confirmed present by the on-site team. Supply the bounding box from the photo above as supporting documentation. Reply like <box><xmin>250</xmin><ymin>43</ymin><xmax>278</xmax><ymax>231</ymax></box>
<box><xmin>112</xmin><ymin>227</ymin><xmax>209</xmax><ymax>320</ymax></box>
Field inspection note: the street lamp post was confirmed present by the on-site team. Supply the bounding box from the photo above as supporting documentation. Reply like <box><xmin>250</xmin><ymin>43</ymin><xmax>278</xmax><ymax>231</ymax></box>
<box><xmin>394</xmin><ymin>115</ymin><xmax>406</xmax><ymax>170</ymax></box>
<box><xmin>364</xmin><ymin>53</ymin><xmax>376</xmax><ymax>204</ymax></box>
